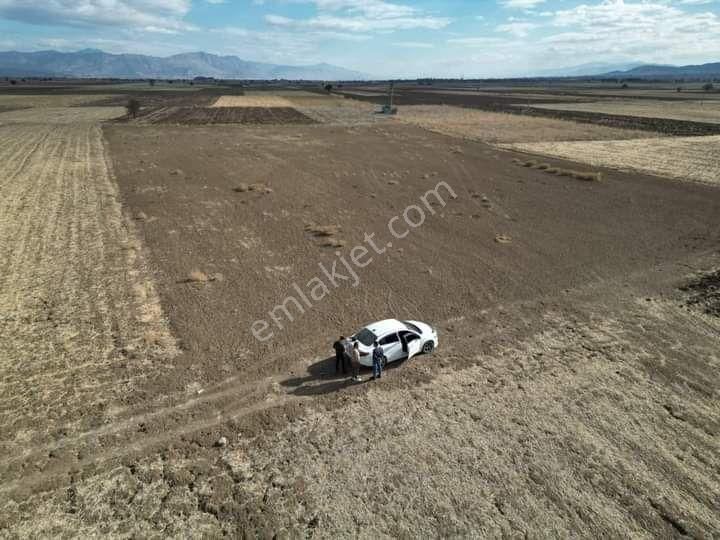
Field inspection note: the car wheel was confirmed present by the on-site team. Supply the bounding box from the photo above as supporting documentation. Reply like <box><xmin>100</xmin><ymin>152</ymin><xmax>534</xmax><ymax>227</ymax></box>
<box><xmin>422</xmin><ymin>341</ymin><xmax>434</xmax><ymax>354</ymax></box>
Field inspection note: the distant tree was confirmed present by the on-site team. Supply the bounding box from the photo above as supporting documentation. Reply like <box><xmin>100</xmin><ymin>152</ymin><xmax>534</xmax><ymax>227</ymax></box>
<box><xmin>324</xmin><ymin>83</ymin><xmax>333</xmax><ymax>93</ymax></box>
<box><xmin>676</xmin><ymin>86</ymin><xmax>683</xmax><ymax>92</ymax></box>
<box><xmin>9</xmin><ymin>80</ymin><xmax>17</xmax><ymax>85</ymax></box>
<box><xmin>621</xmin><ymin>83</ymin><xmax>629</xmax><ymax>89</ymax></box>
<box><xmin>703</xmin><ymin>82</ymin><xmax>715</xmax><ymax>92</ymax></box>
<box><xmin>126</xmin><ymin>98</ymin><xmax>141</xmax><ymax>119</ymax></box>
<box><xmin>148</xmin><ymin>79</ymin><xmax>156</xmax><ymax>86</ymax></box>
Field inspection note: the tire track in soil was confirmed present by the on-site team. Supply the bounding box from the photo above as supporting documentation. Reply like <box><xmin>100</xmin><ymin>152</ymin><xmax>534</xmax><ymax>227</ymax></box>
<box><xmin>0</xmin><ymin>385</ymin><xmax>296</xmax><ymax>497</ymax></box>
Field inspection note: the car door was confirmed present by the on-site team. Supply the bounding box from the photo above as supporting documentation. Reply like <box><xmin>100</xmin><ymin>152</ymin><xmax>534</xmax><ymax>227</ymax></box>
<box><xmin>378</xmin><ymin>332</ymin><xmax>403</xmax><ymax>363</ymax></box>
<box><xmin>406</xmin><ymin>332</ymin><xmax>423</xmax><ymax>359</ymax></box>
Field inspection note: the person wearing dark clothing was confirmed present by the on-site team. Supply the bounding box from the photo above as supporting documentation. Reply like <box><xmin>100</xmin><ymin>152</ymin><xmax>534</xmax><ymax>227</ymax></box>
<box><xmin>372</xmin><ymin>341</ymin><xmax>386</xmax><ymax>380</ymax></box>
<box><xmin>333</xmin><ymin>336</ymin><xmax>348</xmax><ymax>374</ymax></box>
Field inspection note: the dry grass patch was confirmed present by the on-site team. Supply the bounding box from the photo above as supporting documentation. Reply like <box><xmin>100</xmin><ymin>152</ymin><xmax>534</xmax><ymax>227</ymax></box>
<box><xmin>305</xmin><ymin>223</ymin><xmax>341</xmax><ymax>237</ymax></box>
<box><xmin>503</xmin><ymin>135</ymin><xmax>720</xmax><ymax>186</ymax></box>
<box><xmin>305</xmin><ymin>223</ymin><xmax>345</xmax><ymax>249</ymax></box>
<box><xmin>513</xmin><ymin>158</ymin><xmax>603</xmax><ymax>181</ymax></box>
<box><xmin>233</xmin><ymin>183</ymin><xmax>273</xmax><ymax>194</ymax></box>
<box><xmin>322</xmin><ymin>238</ymin><xmax>347</xmax><ymax>248</ymax></box>
<box><xmin>187</xmin><ymin>270</ymin><xmax>210</xmax><ymax>282</ymax></box>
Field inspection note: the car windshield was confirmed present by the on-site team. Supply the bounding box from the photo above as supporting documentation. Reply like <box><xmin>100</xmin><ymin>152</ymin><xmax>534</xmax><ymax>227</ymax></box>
<box><xmin>402</xmin><ymin>321</ymin><xmax>422</xmax><ymax>333</ymax></box>
<box><xmin>354</xmin><ymin>328</ymin><xmax>377</xmax><ymax>346</ymax></box>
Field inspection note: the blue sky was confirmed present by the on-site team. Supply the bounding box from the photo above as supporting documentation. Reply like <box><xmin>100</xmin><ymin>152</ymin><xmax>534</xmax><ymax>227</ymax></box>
<box><xmin>0</xmin><ymin>0</ymin><xmax>719</xmax><ymax>77</ymax></box>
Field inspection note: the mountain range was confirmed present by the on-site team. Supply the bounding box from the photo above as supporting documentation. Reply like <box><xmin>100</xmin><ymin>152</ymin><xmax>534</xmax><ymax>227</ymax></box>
<box><xmin>1</xmin><ymin>49</ymin><xmax>719</xmax><ymax>81</ymax></box>
<box><xmin>603</xmin><ymin>62</ymin><xmax>720</xmax><ymax>79</ymax></box>
<box><xmin>0</xmin><ymin>49</ymin><xmax>366</xmax><ymax>80</ymax></box>
<box><xmin>534</xmin><ymin>62</ymin><xmax>645</xmax><ymax>78</ymax></box>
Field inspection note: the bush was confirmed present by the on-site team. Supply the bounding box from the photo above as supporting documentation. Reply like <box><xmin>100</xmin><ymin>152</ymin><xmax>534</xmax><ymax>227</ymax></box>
<box><xmin>126</xmin><ymin>98</ymin><xmax>141</xmax><ymax>118</ymax></box>
<box><xmin>703</xmin><ymin>82</ymin><xmax>714</xmax><ymax>92</ymax></box>
<box><xmin>324</xmin><ymin>83</ymin><xmax>333</xmax><ymax>93</ymax></box>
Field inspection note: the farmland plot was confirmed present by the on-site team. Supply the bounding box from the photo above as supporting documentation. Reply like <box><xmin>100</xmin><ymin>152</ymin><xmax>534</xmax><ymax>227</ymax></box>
<box><xmin>528</xmin><ymin>100</ymin><xmax>720</xmax><ymax>125</ymax></box>
<box><xmin>0</xmin><ymin>108</ymin><xmax>177</xmax><ymax>476</ymax></box>
<box><xmin>502</xmin><ymin>135</ymin><xmax>720</xmax><ymax>185</ymax></box>
<box><xmin>397</xmin><ymin>105</ymin><xmax>657</xmax><ymax>143</ymax></box>
<box><xmin>211</xmin><ymin>95</ymin><xmax>294</xmax><ymax>108</ymax></box>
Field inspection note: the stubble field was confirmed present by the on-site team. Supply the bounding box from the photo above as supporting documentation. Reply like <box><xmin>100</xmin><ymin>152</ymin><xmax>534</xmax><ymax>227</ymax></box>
<box><xmin>396</xmin><ymin>104</ymin><xmax>658</xmax><ymax>143</ymax></box>
<box><xmin>527</xmin><ymin>99</ymin><xmax>720</xmax><ymax>124</ymax></box>
<box><xmin>1</xmin><ymin>83</ymin><xmax>719</xmax><ymax>537</ymax></box>
<box><xmin>503</xmin><ymin>135</ymin><xmax>720</xmax><ymax>186</ymax></box>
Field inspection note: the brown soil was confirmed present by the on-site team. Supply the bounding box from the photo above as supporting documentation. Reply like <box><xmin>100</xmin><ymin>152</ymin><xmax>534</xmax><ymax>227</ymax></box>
<box><xmin>130</xmin><ymin>106</ymin><xmax>315</xmax><ymax>124</ymax></box>
<box><xmin>680</xmin><ymin>269</ymin><xmax>720</xmax><ymax>317</ymax></box>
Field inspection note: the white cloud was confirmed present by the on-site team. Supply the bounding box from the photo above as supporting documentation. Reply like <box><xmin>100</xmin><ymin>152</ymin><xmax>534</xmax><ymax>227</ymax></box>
<box><xmin>501</xmin><ymin>0</ymin><xmax>546</xmax><ymax>8</ymax></box>
<box><xmin>496</xmin><ymin>21</ymin><xmax>537</xmax><ymax>37</ymax></box>
<box><xmin>0</xmin><ymin>0</ymin><xmax>194</xmax><ymax>32</ymax></box>
<box><xmin>264</xmin><ymin>0</ymin><xmax>450</xmax><ymax>32</ymax></box>
<box><xmin>393</xmin><ymin>41</ymin><xmax>434</xmax><ymax>48</ymax></box>
<box><xmin>546</xmin><ymin>0</ymin><xmax>720</xmax><ymax>63</ymax></box>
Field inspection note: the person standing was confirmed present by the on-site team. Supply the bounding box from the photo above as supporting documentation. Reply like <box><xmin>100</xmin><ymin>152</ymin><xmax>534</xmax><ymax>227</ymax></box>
<box><xmin>350</xmin><ymin>342</ymin><xmax>362</xmax><ymax>382</ymax></box>
<box><xmin>333</xmin><ymin>336</ymin><xmax>347</xmax><ymax>375</ymax></box>
<box><xmin>343</xmin><ymin>336</ymin><xmax>354</xmax><ymax>375</ymax></box>
<box><xmin>372</xmin><ymin>340</ymin><xmax>386</xmax><ymax>380</ymax></box>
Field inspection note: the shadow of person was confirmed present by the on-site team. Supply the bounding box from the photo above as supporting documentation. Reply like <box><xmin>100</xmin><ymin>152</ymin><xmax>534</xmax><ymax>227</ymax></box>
<box><xmin>280</xmin><ymin>354</ymin><xmax>408</xmax><ymax>396</ymax></box>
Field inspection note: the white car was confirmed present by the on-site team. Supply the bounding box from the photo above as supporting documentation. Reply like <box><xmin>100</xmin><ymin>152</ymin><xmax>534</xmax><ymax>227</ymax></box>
<box><xmin>351</xmin><ymin>319</ymin><xmax>438</xmax><ymax>367</ymax></box>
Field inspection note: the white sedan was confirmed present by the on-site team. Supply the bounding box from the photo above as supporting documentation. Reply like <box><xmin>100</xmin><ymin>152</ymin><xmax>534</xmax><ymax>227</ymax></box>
<box><xmin>351</xmin><ymin>319</ymin><xmax>438</xmax><ymax>367</ymax></box>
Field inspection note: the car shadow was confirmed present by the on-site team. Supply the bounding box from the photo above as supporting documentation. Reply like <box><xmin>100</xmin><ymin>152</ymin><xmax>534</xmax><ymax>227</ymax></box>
<box><xmin>280</xmin><ymin>355</ymin><xmax>407</xmax><ymax>397</ymax></box>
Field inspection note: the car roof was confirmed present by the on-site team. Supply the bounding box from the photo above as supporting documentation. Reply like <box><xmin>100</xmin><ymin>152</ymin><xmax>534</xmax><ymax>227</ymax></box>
<box><xmin>364</xmin><ymin>318</ymin><xmax>406</xmax><ymax>336</ymax></box>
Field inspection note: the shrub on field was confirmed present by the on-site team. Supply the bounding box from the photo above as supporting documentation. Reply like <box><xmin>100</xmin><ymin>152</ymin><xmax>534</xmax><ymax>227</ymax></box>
<box><xmin>187</xmin><ymin>270</ymin><xmax>209</xmax><ymax>282</ymax></box>
<box><xmin>126</xmin><ymin>98</ymin><xmax>141</xmax><ymax>119</ymax></box>
<box><xmin>703</xmin><ymin>83</ymin><xmax>715</xmax><ymax>92</ymax></box>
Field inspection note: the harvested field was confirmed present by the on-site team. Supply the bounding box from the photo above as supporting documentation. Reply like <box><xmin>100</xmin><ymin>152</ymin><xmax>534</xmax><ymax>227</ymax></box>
<box><xmin>291</xmin><ymin>98</ymin><xmax>379</xmax><ymax>125</ymax></box>
<box><xmin>3</xmin><ymin>86</ymin><xmax>720</xmax><ymax>537</ymax></box>
<box><xmin>397</xmin><ymin>105</ymin><xmax>656</xmax><ymax>143</ymax></box>
<box><xmin>133</xmin><ymin>106</ymin><xmax>315</xmax><ymax>125</ymax></box>
<box><xmin>0</xmin><ymin>93</ymin><xmax>108</xmax><ymax>108</ymax></box>
<box><xmin>0</xmin><ymin>107</ymin><xmax>177</xmax><ymax>485</ymax></box>
<box><xmin>340</xmin><ymin>88</ymin><xmax>720</xmax><ymax>136</ymax></box>
<box><xmin>212</xmin><ymin>95</ymin><xmax>294</xmax><ymax>108</ymax></box>
<box><xmin>502</xmin><ymin>135</ymin><xmax>720</xmax><ymax>186</ymax></box>
<box><xmin>529</xmin><ymin>99</ymin><xmax>720</xmax><ymax>125</ymax></box>
<box><xmin>0</xmin><ymin>106</ymin><xmax>125</xmax><ymax>125</ymax></box>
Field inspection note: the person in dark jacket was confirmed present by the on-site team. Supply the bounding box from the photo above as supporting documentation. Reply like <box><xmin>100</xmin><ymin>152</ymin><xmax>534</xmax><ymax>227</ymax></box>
<box><xmin>333</xmin><ymin>336</ymin><xmax>348</xmax><ymax>374</ymax></box>
<box><xmin>372</xmin><ymin>341</ymin><xmax>386</xmax><ymax>380</ymax></box>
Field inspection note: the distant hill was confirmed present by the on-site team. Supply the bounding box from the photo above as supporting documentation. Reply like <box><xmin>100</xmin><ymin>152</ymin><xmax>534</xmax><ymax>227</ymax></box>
<box><xmin>0</xmin><ymin>49</ymin><xmax>367</xmax><ymax>81</ymax></box>
<box><xmin>603</xmin><ymin>62</ymin><xmax>720</xmax><ymax>79</ymax></box>
<box><xmin>534</xmin><ymin>61</ymin><xmax>644</xmax><ymax>78</ymax></box>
